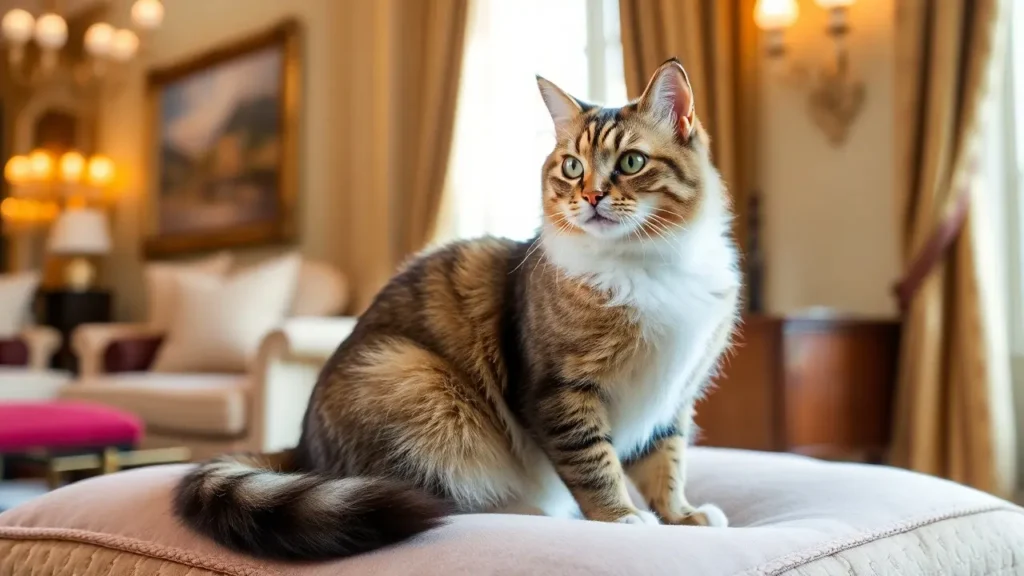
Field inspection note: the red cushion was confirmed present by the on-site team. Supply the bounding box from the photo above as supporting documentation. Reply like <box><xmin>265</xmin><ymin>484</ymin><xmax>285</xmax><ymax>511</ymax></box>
<box><xmin>0</xmin><ymin>402</ymin><xmax>143</xmax><ymax>452</ymax></box>
<box><xmin>0</xmin><ymin>338</ymin><xmax>29</xmax><ymax>367</ymax></box>
<box><xmin>103</xmin><ymin>336</ymin><xmax>165</xmax><ymax>373</ymax></box>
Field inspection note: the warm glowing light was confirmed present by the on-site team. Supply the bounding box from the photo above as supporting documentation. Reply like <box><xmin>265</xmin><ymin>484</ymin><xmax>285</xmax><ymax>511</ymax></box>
<box><xmin>754</xmin><ymin>0</ymin><xmax>798</xmax><ymax>30</ymax></box>
<box><xmin>87</xmin><ymin>155</ymin><xmax>115</xmax><ymax>186</ymax></box>
<box><xmin>59</xmin><ymin>151</ymin><xmax>86</xmax><ymax>183</ymax></box>
<box><xmin>41</xmin><ymin>201</ymin><xmax>60</xmax><ymax>220</ymax></box>
<box><xmin>131</xmin><ymin>0</ymin><xmax>164</xmax><ymax>30</ymax></box>
<box><xmin>33</xmin><ymin>13</ymin><xmax>68</xmax><ymax>50</ymax></box>
<box><xmin>28</xmin><ymin>149</ymin><xmax>54</xmax><ymax>181</ymax></box>
<box><xmin>0</xmin><ymin>197</ymin><xmax>58</xmax><ymax>224</ymax></box>
<box><xmin>66</xmin><ymin>195</ymin><xmax>87</xmax><ymax>210</ymax></box>
<box><xmin>0</xmin><ymin>197</ymin><xmax>15</xmax><ymax>219</ymax></box>
<box><xmin>814</xmin><ymin>0</ymin><xmax>854</xmax><ymax>8</ymax></box>
<box><xmin>4</xmin><ymin>155</ymin><xmax>31</xmax><ymax>184</ymax></box>
<box><xmin>109</xmin><ymin>29</ymin><xmax>139</xmax><ymax>62</ymax></box>
<box><xmin>84</xmin><ymin>22</ymin><xmax>115</xmax><ymax>57</ymax></box>
<box><xmin>1</xmin><ymin>9</ymin><xmax>34</xmax><ymax>44</ymax></box>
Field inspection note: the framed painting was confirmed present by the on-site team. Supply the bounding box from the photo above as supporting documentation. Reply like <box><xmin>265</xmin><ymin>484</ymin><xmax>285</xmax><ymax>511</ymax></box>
<box><xmin>144</xmin><ymin>19</ymin><xmax>301</xmax><ymax>257</ymax></box>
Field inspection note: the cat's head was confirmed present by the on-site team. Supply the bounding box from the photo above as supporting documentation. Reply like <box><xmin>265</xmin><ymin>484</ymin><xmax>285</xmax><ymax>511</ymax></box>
<box><xmin>537</xmin><ymin>59</ymin><xmax>724</xmax><ymax>242</ymax></box>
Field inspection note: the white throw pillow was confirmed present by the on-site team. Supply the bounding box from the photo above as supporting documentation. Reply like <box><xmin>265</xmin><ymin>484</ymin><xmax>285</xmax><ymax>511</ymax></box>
<box><xmin>145</xmin><ymin>252</ymin><xmax>233</xmax><ymax>331</ymax></box>
<box><xmin>152</xmin><ymin>253</ymin><xmax>302</xmax><ymax>373</ymax></box>
<box><xmin>0</xmin><ymin>271</ymin><xmax>40</xmax><ymax>338</ymax></box>
<box><xmin>289</xmin><ymin>260</ymin><xmax>348</xmax><ymax>317</ymax></box>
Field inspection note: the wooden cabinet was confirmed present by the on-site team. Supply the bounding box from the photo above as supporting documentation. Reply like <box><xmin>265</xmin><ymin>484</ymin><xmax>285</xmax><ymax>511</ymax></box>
<box><xmin>694</xmin><ymin>315</ymin><xmax>901</xmax><ymax>462</ymax></box>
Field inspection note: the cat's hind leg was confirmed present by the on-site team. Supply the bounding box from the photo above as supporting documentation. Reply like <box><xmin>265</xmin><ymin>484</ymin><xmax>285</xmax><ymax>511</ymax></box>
<box><xmin>345</xmin><ymin>337</ymin><xmax>523</xmax><ymax>512</ymax></box>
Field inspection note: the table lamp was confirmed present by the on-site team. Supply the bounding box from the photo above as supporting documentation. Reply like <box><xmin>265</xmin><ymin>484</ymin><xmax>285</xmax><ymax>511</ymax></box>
<box><xmin>47</xmin><ymin>207</ymin><xmax>112</xmax><ymax>291</ymax></box>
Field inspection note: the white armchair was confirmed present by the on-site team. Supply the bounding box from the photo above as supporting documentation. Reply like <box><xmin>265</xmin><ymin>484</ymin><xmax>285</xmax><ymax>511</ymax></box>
<box><xmin>247</xmin><ymin>317</ymin><xmax>358</xmax><ymax>453</ymax></box>
<box><xmin>61</xmin><ymin>260</ymin><xmax>358</xmax><ymax>461</ymax></box>
<box><xmin>0</xmin><ymin>269</ymin><xmax>65</xmax><ymax>400</ymax></box>
<box><xmin>1</xmin><ymin>325</ymin><xmax>62</xmax><ymax>371</ymax></box>
<box><xmin>0</xmin><ymin>325</ymin><xmax>66</xmax><ymax>402</ymax></box>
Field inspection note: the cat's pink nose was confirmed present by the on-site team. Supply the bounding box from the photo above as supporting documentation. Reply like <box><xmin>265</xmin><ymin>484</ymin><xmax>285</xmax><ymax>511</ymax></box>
<box><xmin>582</xmin><ymin>190</ymin><xmax>604</xmax><ymax>206</ymax></box>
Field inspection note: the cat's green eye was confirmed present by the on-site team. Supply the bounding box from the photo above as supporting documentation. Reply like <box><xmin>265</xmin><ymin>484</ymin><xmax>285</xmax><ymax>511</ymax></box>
<box><xmin>618</xmin><ymin>151</ymin><xmax>647</xmax><ymax>175</ymax></box>
<box><xmin>562</xmin><ymin>156</ymin><xmax>584</xmax><ymax>179</ymax></box>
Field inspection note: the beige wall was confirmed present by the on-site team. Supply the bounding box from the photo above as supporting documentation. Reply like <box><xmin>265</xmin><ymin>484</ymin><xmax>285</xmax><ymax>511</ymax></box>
<box><xmin>98</xmin><ymin>0</ymin><xmax>346</xmax><ymax>320</ymax></box>
<box><xmin>760</xmin><ymin>0</ymin><xmax>900</xmax><ymax>318</ymax></box>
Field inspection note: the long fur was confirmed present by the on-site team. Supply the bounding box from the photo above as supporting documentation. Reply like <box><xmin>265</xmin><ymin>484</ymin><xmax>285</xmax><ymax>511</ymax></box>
<box><xmin>174</xmin><ymin>59</ymin><xmax>741</xmax><ymax>561</ymax></box>
<box><xmin>172</xmin><ymin>453</ymin><xmax>451</xmax><ymax>560</ymax></box>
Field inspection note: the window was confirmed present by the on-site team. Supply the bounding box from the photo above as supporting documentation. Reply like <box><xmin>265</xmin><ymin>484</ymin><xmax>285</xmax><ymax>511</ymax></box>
<box><xmin>438</xmin><ymin>0</ymin><xmax>627</xmax><ymax>243</ymax></box>
<box><xmin>1008</xmin><ymin>0</ymin><xmax>1024</xmax><ymax>355</ymax></box>
<box><xmin>1001</xmin><ymin>0</ymin><xmax>1024</xmax><ymax>487</ymax></box>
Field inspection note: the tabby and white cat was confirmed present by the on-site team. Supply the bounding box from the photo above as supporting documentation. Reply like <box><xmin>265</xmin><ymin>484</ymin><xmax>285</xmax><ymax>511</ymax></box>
<box><xmin>174</xmin><ymin>59</ymin><xmax>741</xmax><ymax>561</ymax></box>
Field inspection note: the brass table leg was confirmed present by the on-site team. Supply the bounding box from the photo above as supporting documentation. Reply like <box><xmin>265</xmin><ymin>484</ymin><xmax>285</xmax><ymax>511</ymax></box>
<box><xmin>32</xmin><ymin>446</ymin><xmax>192</xmax><ymax>491</ymax></box>
<box><xmin>102</xmin><ymin>447</ymin><xmax>121</xmax><ymax>474</ymax></box>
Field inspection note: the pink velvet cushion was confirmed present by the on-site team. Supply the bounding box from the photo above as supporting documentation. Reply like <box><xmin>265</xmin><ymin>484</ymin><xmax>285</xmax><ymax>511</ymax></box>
<box><xmin>1</xmin><ymin>449</ymin><xmax>1022</xmax><ymax>575</ymax></box>
<box><xmin>0</xmin><ymin>401</ymin><xmax>142</xmax><ymax>452</ymax></box>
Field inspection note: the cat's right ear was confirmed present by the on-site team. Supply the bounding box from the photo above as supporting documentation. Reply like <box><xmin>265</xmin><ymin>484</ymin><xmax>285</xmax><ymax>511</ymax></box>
<box><xmin>536</xmin><ymin>76</ymin><xmax>583</xmax><ymax>133</ymax></box>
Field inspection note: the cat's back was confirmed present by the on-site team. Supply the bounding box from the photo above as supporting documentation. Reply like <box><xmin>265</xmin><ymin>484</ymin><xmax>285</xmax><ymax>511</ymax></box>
<box><xmin>300</xmin><ymin>235</ymin><xmax>534</xmax><ymax>483</ymax></box>
<box><xmin>334</xmin><ymin>235</ymin><xmax>529</xmax><ymax>363</ymax></box>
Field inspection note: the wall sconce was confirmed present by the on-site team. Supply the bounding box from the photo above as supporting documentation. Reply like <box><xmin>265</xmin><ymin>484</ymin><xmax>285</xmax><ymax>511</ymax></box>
<box><xmin>754</xmin><ymin>0</ymin><xmax>865</xmax><ymax>145</ymax></box>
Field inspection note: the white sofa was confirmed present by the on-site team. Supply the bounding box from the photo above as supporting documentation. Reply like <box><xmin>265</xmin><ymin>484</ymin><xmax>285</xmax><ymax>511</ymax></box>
<box><xmin>0</xmin><ymin>326</ymin><xmax>62</xmax><ymax>372</ymax></box>
<box><xmin>59</xmin><ymin>261</ymin><xmax>358</xmax><ymax>461</ymax></box>
<box><xmin>0</xmin><ymin>326</ymin><xmax>66</xmax><ymax>401</ymax></box>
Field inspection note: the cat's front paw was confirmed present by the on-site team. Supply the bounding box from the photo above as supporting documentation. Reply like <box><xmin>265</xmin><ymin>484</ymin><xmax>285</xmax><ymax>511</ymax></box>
<box><xmin>614</xmin><ymin>509</ymin><xmax>661</xmax><ymax>526</ymax></box>
<box><xmin>661</xmin><ymin>503</ymin><xmax>729</xmax><ymax>527</ymax></box>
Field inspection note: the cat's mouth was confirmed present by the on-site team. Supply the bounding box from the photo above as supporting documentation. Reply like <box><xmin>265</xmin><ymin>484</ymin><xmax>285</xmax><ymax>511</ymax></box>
<box><xmin>580</xmin><ymin>212</ymin><xmax>625</xmax><ymax>236</ymax></box>
<box><xmin>586</xmin><ymin>213</ymin><xmax>618</xmax><ymax>225</ymax></box>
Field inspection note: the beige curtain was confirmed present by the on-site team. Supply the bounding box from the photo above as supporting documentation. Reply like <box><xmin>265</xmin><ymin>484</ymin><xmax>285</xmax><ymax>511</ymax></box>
<box><xmin>328</xmin><ymin>0</ymin><xmax>468</xmax><ymax>312</ymax></box>
<box><xmin>619</xmin><ymin>0</ymin><xmax>758</xmax><ymax>252</ymax></box>
<box><xmin>391</xmin><ymin>0</ymin><xmax>469</xmax><ymax>259</ymax></box>
<box><xmin>892</xmin><ymin>0</ymin><xmax>1015</xmax><ymax>496</ymax></box>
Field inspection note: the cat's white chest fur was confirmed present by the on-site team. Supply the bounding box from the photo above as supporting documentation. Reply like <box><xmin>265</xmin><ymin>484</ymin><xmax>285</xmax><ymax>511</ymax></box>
<box><xmin>544</xmin><ymin>201</ymin><xmax>740</xmax><ymax>459</ymax></box>
<box><xmin>605</xmin><ymin>270</ymin><xmax>735</xmax><ymax>458</ymax></box>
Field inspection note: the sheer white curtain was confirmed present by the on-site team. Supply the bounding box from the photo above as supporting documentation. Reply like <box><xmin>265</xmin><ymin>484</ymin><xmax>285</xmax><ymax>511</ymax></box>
<box><xmin>1003</xmin><ymin>0</ymin><xmax>1024</xmax><ymax>499</ymax></box>
<box><xmin>436</xmin><ymin>0</ymin><xmax>627</xmax><ymax>243</ymax></box>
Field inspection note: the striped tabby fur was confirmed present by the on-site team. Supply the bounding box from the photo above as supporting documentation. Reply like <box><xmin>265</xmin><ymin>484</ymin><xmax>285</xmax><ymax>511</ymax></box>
<box><xmin>174</xmin><ymin>59</ymin><xmax>741</xmax><ymax>561</ymax></box>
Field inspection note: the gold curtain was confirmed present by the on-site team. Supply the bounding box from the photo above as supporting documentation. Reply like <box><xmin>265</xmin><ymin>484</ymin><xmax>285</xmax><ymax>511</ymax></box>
<box><xmin>392</xmin><ymin>0</ymin><xmax>470</xmax><ymax>259</ymax></box>
<box><xmin>328</xmin><ymin>0</ymin><xmax>468</xmax><ymax>312</ymax></box>
<box><xmin>619</xmin><ymin>0</ymin><xmax>758</xmax><ymax>251</ymax></box>
<box><xmin>892</xmin><ymin>0</ymin><xmax>1015</xmax><ymax>496</ymax></box>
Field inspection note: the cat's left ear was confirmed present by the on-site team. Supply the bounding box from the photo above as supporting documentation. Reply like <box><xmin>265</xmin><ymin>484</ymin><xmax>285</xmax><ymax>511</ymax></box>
<box><xmin>637</xmin><ymin>58</ymin><xmax>695</xmax><ymax>141</ymax></box>
<box><xmin>536</xmin><ymin>76</ymin><xmax>584</xmax><ymax>133</ymax></box>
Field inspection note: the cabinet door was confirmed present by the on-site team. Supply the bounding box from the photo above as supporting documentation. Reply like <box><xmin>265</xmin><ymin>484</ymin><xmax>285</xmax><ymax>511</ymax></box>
<box><xmin>694</xmin><ymin>316</ymin><xmax>783</xmax><ymax>451</ymax></box>
<box><xmin>782</xmin><ymin>320</ymin><xmax>900</xmax><ymax>461</ymax></box>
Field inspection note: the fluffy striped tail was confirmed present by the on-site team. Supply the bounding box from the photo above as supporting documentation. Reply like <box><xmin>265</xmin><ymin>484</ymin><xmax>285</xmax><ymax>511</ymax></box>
<box><xmin>172</xmin><ymin>452</ymin><xmax>450</xmax><ymax>561</ymax></box>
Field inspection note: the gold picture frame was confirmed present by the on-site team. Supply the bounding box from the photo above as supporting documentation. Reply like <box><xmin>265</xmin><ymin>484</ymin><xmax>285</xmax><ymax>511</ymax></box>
<box><xmin>143</xmin><ymin>19</ymin><xmax>301</xmax><ymax>257</ymax></box>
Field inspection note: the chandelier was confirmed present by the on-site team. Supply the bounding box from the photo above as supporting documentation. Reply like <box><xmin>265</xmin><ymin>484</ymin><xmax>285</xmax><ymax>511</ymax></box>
<box><xmin>0</xmin><ymin>0</ymin><xmax>164</xmax><ymax>91</ymax></box>
<box><xmin>1</xmin><ymin>148</ymin><xmax>116</xmax><ymax>232</ymax></box>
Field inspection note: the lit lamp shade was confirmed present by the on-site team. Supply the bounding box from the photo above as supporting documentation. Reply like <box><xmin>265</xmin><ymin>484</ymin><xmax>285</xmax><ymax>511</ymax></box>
<box><xmin>48</xmin><ymin>208</ymin><xmax>112</xmax><ymax>256</ymax></box>
<box><xmin>754</xmin><ymin>0</ymin><xmax>798</xmax><ymax>30</ymax></box>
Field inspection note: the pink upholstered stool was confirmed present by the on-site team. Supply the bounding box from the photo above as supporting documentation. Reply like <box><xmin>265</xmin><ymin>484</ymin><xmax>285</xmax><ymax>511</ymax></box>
<box><xmin>0</xmin><ymin>402</ymin><xmax>188</xmax><ymax>510</ymax></box>
<box><xmin>0</xmin><ymin>401</ymin><xmax>142</xmax><ymax>453</ymax></box>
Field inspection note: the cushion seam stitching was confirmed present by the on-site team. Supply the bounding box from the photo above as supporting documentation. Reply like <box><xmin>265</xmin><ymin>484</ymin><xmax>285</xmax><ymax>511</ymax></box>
<box><xmin>0</xmin><ymin>527</ymin><xmax>273</xmax><ymax>576</ymax></box>
<box><xmin>737</xmin><ymin>504</ymin><xmax>1024</xmax><ymax>576</ymax></box>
